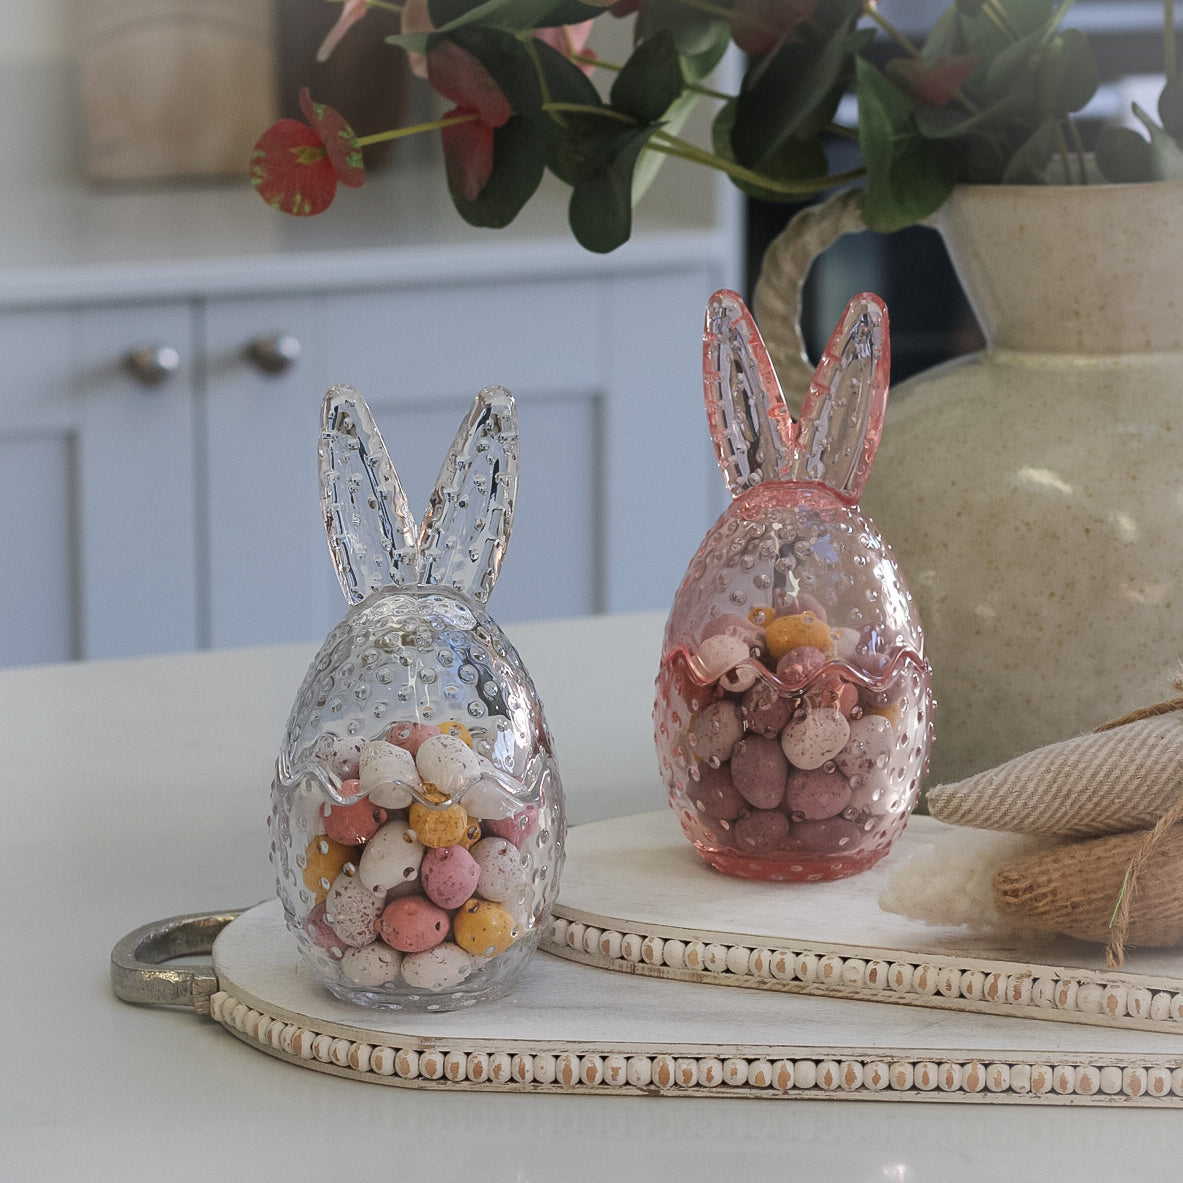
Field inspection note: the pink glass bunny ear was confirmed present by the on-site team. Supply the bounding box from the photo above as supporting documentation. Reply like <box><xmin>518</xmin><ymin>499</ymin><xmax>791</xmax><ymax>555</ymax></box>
<box><xmin>419</xmin><ymin>385</ymin><xmax>519</xmax><ymax>605</ymax></box>
<box><xmin>320</xmin><ymin>385</ymin><xmax>420</xmax><ymax>605</ymax></box>
<box><xmin>703</xmin><ymin>289</ymin><xmax>797</xmax><ymax>497</ymax></box>
<box><xmin>788</xmin><ymin>293</ymin><xmax>889</xmax><ymax>504</ymax></box>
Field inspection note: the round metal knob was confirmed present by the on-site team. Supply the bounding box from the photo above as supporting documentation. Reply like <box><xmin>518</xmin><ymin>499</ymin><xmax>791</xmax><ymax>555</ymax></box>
<box><xmin>123</xmin><ymin>344</ymin><xmax>181</xmax><ymax>386</ymax></box>
<box><xmin>245</xmin><ymin>333</ymin><xmax>302</xmax><ymax>375</ymax></box>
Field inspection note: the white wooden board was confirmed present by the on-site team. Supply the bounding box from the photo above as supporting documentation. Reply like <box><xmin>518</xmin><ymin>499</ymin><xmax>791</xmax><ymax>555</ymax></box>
<box><xmin>211</xmin><ymin>899</ymin><xmax>1183</xmax><ymax>1104</ymax></box>
<box><xmin>544</xmin><ymin>812</ymin><xmax>1183</xmax><ymax>1034</ymax></box>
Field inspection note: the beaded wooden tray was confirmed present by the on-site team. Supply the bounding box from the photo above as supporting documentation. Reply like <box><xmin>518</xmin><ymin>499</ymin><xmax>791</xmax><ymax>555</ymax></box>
<box><xmin>205</xmin><ymin>899</ymin><xmax>1183</xmax><ymax>1105</ymax></box>
<box><xmin>542</xmin><ymin>812</ymin><xmax>1183</xmax><ymax>1036</ymax></box>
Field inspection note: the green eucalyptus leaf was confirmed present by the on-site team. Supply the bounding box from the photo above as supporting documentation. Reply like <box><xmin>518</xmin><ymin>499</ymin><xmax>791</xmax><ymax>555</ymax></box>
<box><xmin>731</xmin><ymin>13</ymin><xmax>857</xmax><ymax>168</ymax></box>
<box><xmin>1095</xmin><ymin>125</ymin><xmax>1156</xmax><ymax>183</ymax></box>
<box><xmin>856</xmin><ymin>57</ymin><xmax>956</xmax><ymax>232</ymax></box>
<box><xmin>1133</xmin><ymin>102</ymin><xmax>1183</xmax><ymax>181</ymax></box>
<box><xmin>923</xmin><ymin>8</ymin><xmax>969</xmax><ymax>57</ymax></box>
<box><xmin>710</xmin><ymin>101</ymin><xmax>830</xmax><ymax>202</ymax></box>
<box><xmin>1039</xmin><ymin>30</ymin><xmax>1098</xmax><ymax>116</ymax></box>
<box><xmin>449</xmin><ymin>115</ymin><xmax>546</xmax><ymax>227</ymax></box>
<box><xmin>635</xmin><ymin>0</ymin><xmax>727</xmax><ymax>61</ymax></box>
<box><xmin>545</xmin><ymin>111</ymin><xmax>627</xmax><ymax>183</ymax></box>
<box><xmin>1159</xmin><ymin>75</ymin><xmax>1183</xmax><ymax>138</ymax></box>
<box><xmin>428</xmin><ymin>0</ymin><xmax>583</xmax><ymax>31</ymax></box>
<box><xmin>444</xmin><ymin>26</ymin><xmax>544</xmax><ymax>115</ymax></box>
<box><xmin>631</xmin><ymin>88</ymin><xmax>700</xmax><ymax>203</ymax></box>
<box><xmin>531</xmin><ymin>33</ymin><xmax>602</xmax><ymax>108</ymax></box>
<box><xmin>611</xmin><ymin>30</ymin><xmax>684</xmax><ymax>124</ymax></box>
<box><xmin>997</xmin><ymin>0</ymin><xmax>1061</xmax><ymax>38</ymax></box>
<box><xmin>568</xmin><ymin>125</ymin><xmax>659</xmax><ymax>252</ymax></box>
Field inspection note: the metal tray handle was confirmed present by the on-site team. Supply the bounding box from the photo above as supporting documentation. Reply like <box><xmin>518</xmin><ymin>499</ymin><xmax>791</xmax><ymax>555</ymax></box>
<box><xmin>111</xmin><ymin>909</ymin><xmax>246</xmax><ymax>1014</ymax></box>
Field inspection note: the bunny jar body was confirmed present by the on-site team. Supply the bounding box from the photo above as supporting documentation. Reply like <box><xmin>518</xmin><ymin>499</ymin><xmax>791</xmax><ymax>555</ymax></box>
<box><xmin>654</xmin><ymin>292</ymin><xmax>933</xmax><ymax>882</ymax></box>
<box><xmin>270</xmin><ymin>386</ymin><xmax>564</xmax><ymax>1010</ymax></box>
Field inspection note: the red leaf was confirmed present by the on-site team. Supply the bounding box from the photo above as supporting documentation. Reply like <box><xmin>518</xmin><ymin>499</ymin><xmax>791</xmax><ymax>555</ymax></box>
<box><xmin>298</xmin><ymin>88</ymin><xmax>365</xmax><ymax>187</ymax></box>
<box><xmin>440</xmin><ymin>108</ymin><xmax>496</xmax><ymax>202</ymax></box>
<box><xmin>250</xmin><ymin>118</ymin><xmax>339</xmax><ymax>216</ymax></box>
<box><xmin>889</xmin><ymin>54</ymin><xmax>977</xmax><ymax>107</ymax></box>
<box><xmin>730</xmin><ymin>0</ymin><xmax>816</xmax><ymax>56</ymax></box>
<box><xmin>428</xmin><ymin>41</ymin><xmax>511</xmax><ymax>128</ymax></box>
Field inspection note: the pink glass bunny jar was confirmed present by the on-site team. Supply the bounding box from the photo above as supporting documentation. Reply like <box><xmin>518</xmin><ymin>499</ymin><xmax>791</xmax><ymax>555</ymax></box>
<box><xmin>270</xmin><ymin>385</ymin><xmax>564</xmax><ymax>1010</ymax></box>
<box><xmin>655</xmin><ymin>291</ymin><xmax>933</xmax><ymax>882</ymax></box>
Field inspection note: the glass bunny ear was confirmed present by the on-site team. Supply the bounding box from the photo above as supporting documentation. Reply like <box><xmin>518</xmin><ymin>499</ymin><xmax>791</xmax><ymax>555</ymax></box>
<box><xmin>419</xmin><ymin>385</ymin><xmax>519</xmax><ymax>605</ymax></box>
<box><xmin>787</xmin><ymin>293</ymin><xmax>889</xmax><ymax>504</ymax></box>
<box><xmin>703</xmin><ymin>289</ymin><xmax>797</xmax><ymax>498</ymax></box>
<box><xmin>319</xmin><ymin>385</ymin><xmax>420</xmax><ymax>605</ymax></box>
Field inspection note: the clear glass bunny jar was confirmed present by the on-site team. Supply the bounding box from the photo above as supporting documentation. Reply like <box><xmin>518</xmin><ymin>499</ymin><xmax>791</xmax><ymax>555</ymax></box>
<box><xmin>655</xmin><ymin>291</ymin><xmax>933</xmax><ymax>882</ymax></box>
<box><xmin>270</xmin><ymin>385</ymin><xmax>564</xmax><ymax>1010</ymax></box>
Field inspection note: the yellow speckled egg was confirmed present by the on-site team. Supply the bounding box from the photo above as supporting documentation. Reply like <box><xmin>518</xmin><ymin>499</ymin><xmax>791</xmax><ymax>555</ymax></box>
<box><xmin>301</xmin><ymin>835</ymin><xmax>358</xmax><ymax>901</ymax></box>
<box><xmin>409</xmin><ymin>800</ymin><xmax>470</xmax><ymax>848</ymax></box>
<box><xmin>765</xmin><ymin>611</ymin><xmax>832</xmax><ymax>662</ymax></box>
<box><xmin>438</xmin><ymin>721</ymin><xmax>473</xmax><ymax>746</ymax></box>
<box><xmin>453</xmin><ymin>899</ymin><xmax>519</xmax><ymax>957</ymax></box>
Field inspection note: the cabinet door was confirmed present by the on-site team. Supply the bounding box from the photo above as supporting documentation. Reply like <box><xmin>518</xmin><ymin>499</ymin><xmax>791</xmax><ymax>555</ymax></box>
<box><xmin>203</xmin><ymin>292</ymin><xmax>343</xmax><ymax>649</ymax></box>
<box><xmin>0</xmin><ymin>301</ymin><xmax>199</xmax><ymax>665</ymax></box>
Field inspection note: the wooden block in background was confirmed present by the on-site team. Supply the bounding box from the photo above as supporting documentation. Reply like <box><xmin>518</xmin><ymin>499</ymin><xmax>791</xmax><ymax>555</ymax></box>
<box><xmin>73</xmin><ymin>0</ymin><xmax>276</xmax><ymax>182</ymax></box>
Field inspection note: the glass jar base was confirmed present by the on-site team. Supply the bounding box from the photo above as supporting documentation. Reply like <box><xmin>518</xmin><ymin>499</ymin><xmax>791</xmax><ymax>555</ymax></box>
<box><xmin>693</xmin><ymin>840</ymin><xmax>892</xmax><ymax>882</ymax></box>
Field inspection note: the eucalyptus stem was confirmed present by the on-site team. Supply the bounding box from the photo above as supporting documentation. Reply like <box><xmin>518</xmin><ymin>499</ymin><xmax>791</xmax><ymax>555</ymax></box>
<box><xmin>543</xmin><ymin>101</ymin><xmax>636</xmax><ymax>125</ymax></box>
<box><xmin>1052</xmin><ymin>121</ymin><xmax>1074</xmax><ymax>183</ymax></box>
<box><xmin>650</xmin><ymin>129</ymin><xmax>865</xmax><ymax>197</ymax></box>
<box><xmin>1067</xmin><ymin>117</ymin><xmax>1089</xmax><ymax>183</ymax></box>
<box><xmin>356</xmin><ymin>112</ymin><xmax>477</xmax><ymax>147</ymax></box>
<box><xmin>981</xmin><ymin>0</ymin><xmax>1022</xmax><ymax>42</ymax></box>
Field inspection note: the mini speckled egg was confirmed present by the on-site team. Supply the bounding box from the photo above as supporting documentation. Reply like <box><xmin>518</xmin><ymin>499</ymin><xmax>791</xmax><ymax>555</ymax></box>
<box><xmin>378</xmin><ymin>895</ymin><xmax>451</xmax><ymax>953</ymax></box>
<box><xmin>453</xmin><ymin>899</ymin><xmax>519</xmax><ymax>958</ymax></box>
<box><xmin>484</xmin><ymin>805</ymin><xmax>538</xmax><ymax>849</ymax></box>
<box><xmin>470</xmin><ymin>837</ymin><xmax>528</xmax><ymax>905</ymax></box>
<box><xmin>324</xmin><ymin>871</ymin><xmax>383</xmax><ymax>947</ymax></box>
<box><xmin>340</xmin><ymin>942</ymin><xmax>404</xmax><ymax>987</ymax></box>
<box><xmin>408</xmin><ymin>800</ymin><xmax>470</xmax><ymax>848</ymax></box>
<box><xmin>301</xmin><ymin>835</ymin><xmax>359</xmax><ymax>901</ymax></box>
<box><xmin>415</xmin><ymin>732</ymin><xmax>481</xmax><ymax>796</ymax></box>
<box><xmin>359</xmin><ymin>740</ymin><xmax>420</xmax><ymax>809</ymax></box>
<box><xmin>420</xmin><ymin>844</ymin><xmax>482</xmax><ymax>910</ymax></box>
<box><xmin>357</xmin><ymin>820</ymin><xmax>424</xmax><ymax>894</ymax></box>
<box><xmin>730</xmin><ymin>734</ymin><xmax>788</xmax><ymax>810</ymax></box>
<box><xmin>401</xmin><ymin>942</ymin><xmax>476</xmax><ymax>990</ymax></box>
<box><xmin>835</xmin><ymin>713</ymin><xmax>896</xmax><ymax>778</ymax></box>
<box><xmin>320</xmin><ymin>787</ymin><xmax>388</xmax><ymax>845</ymax></box>
<box><xmin>690</xmin><ymin>700</ymin><xmax>744</xmax><ymax>763</ymax></box>
<box><xmin>780</xmin><ymin>707</ymin><xmax>850</xmax><ymax>770</ymax></box>
<box><xmin>765</xmin><ymin>612</ymin><xmax>831</xmax><ymax>662</ymax></box>
<box><xmin>733</xmin><ymin>809</ymin><xmax>791</xmax><ymax>851</ymax></box>
<box><xmin>786</xmin><ymin>767</ymin><xmax>853</xmax><ymax>821</ymax></box>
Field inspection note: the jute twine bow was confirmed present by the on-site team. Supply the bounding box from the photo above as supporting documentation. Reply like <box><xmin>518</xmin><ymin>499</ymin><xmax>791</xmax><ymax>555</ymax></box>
<box><xmin>1099</xmin><ymin>676</ymin><xmax>1183</xmax><ymax>968</ymax></box>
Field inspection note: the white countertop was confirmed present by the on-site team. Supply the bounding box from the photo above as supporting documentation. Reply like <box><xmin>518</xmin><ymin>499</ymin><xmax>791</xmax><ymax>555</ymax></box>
<box><xmin>3</xmin><ymin>611</ymin><xmax>1179</xmax><ymax>1180</ymax></box>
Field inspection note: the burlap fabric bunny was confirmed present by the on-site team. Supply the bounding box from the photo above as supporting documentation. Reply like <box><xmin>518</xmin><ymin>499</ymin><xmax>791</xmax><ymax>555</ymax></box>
<box><xmin>882</xmin><ymin>679</ymin><xmax>1183</xmax><ymax>967</ymax></box>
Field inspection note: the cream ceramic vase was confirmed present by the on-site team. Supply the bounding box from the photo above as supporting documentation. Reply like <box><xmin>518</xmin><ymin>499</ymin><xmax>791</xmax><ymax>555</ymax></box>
<box><xmin>754</xmin><ymin>182</ymin><xmax>1183</xmax><ymax>786</ymax></box>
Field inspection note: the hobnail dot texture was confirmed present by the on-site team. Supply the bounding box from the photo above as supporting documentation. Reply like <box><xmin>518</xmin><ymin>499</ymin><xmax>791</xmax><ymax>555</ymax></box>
<box><xmin>270</xmin><ymin>588</ymin><xmax>565</xmax><ymax>1010</ymax></box>
<box><xmin>655</xmin><ymin>483</ymin><xmax>934</xmax><ymax>882</ymax></box>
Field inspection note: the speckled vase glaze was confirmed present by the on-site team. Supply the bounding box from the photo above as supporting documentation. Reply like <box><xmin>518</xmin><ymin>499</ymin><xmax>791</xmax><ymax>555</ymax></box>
<box><xmin>270</xmin><ymin>385</ymin><xmax>564</xmax><ymax>1011</ymax></box>
<box><xmin>755</xmin><ymin>182</ymin><xmax>1183</xmax><ymax>786</ymax></box>
<box><xmin>654</xmin><ymin>290</ymin><xmax>933</xmax><ymax>882</ymax></box>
